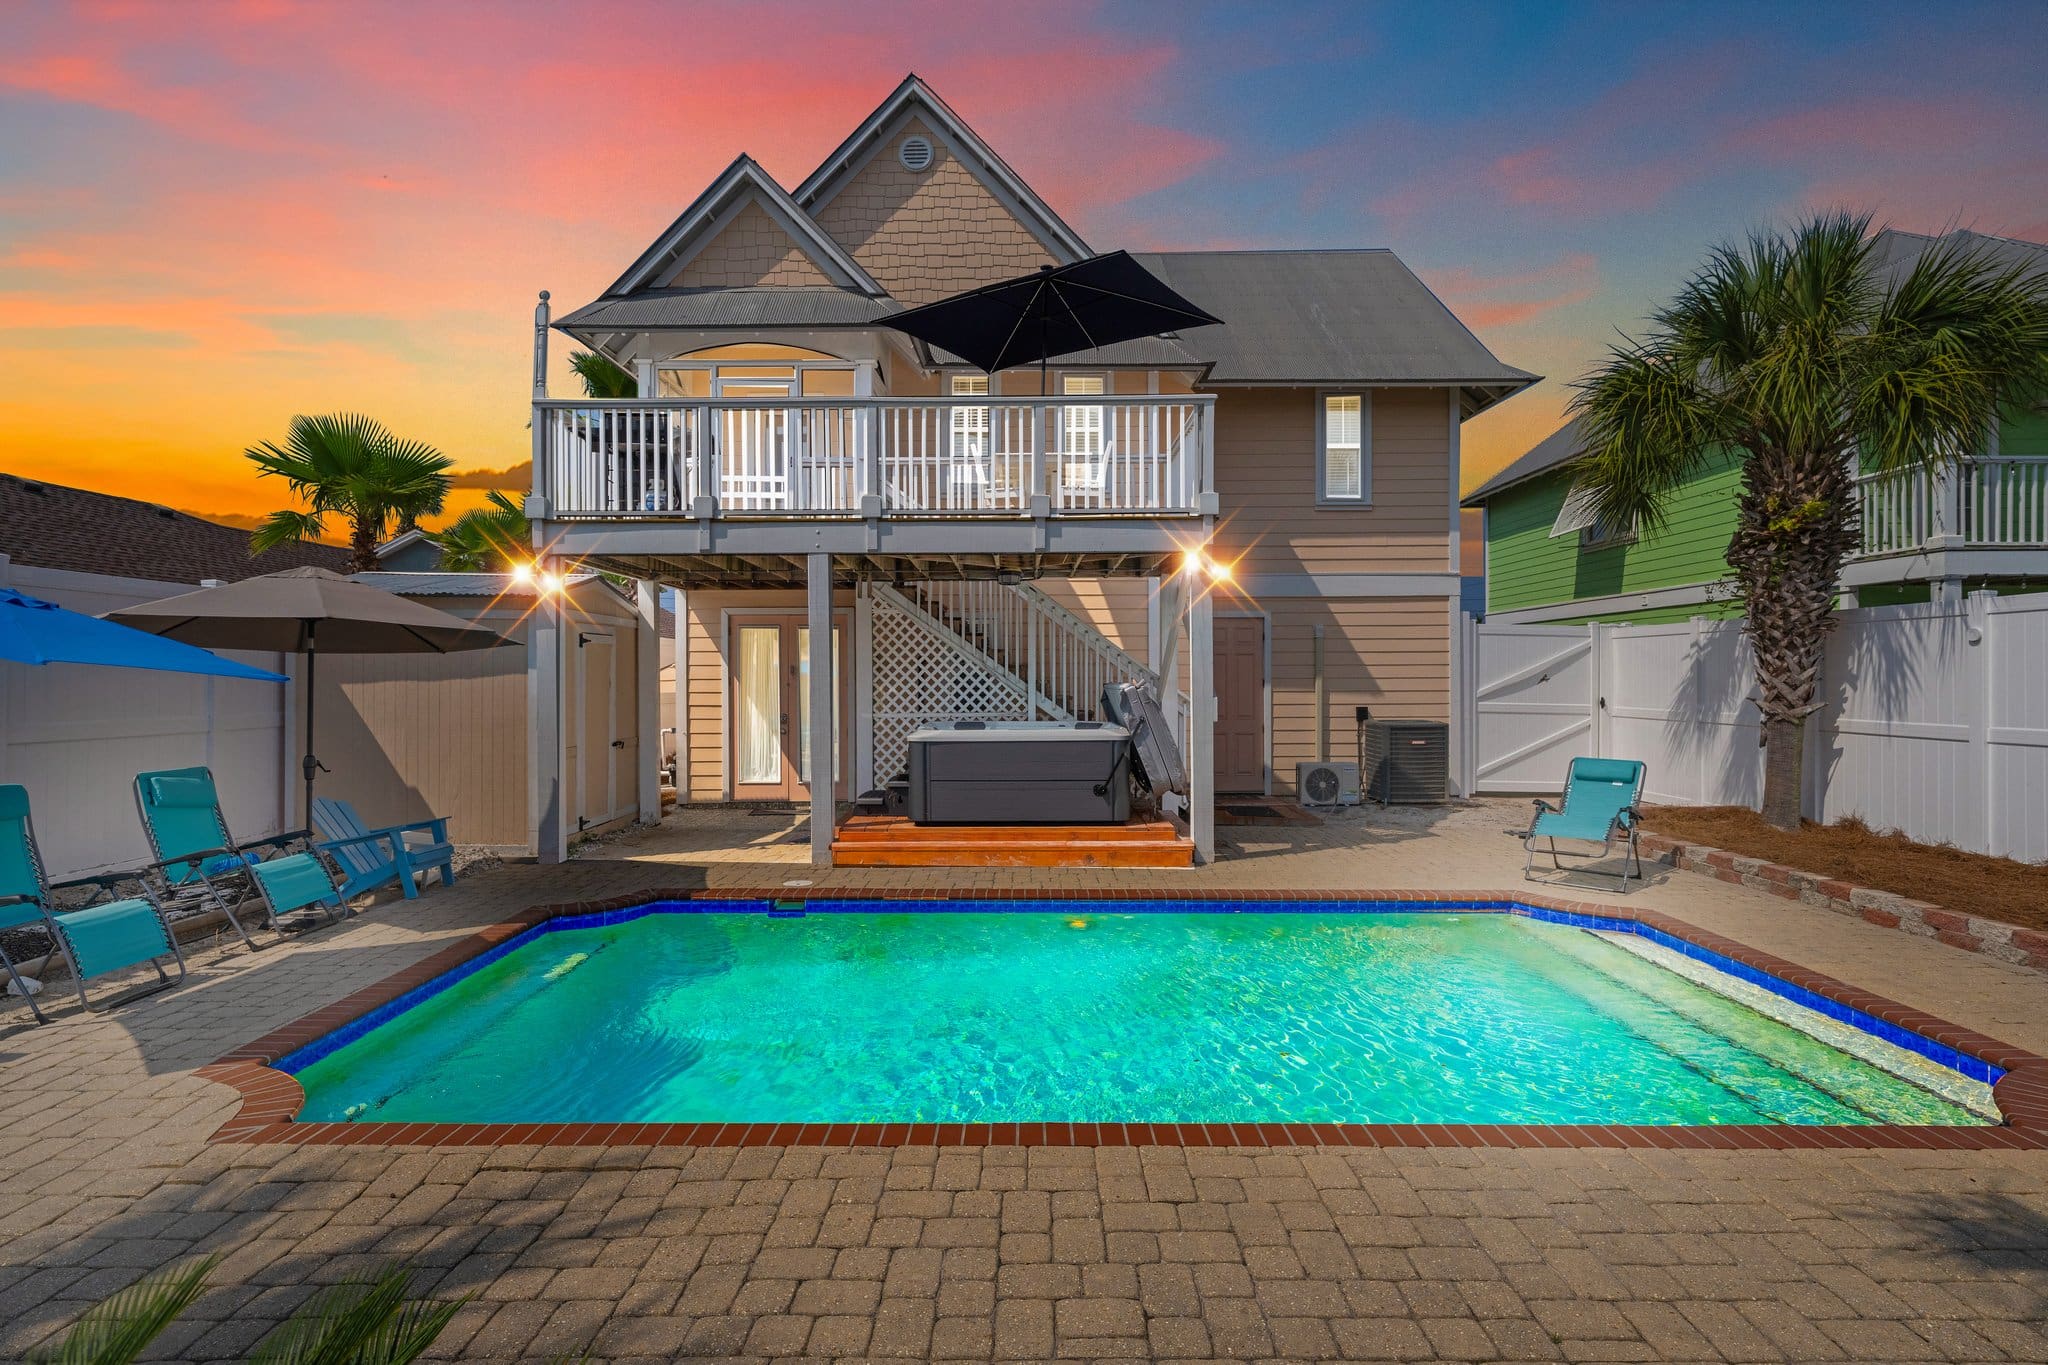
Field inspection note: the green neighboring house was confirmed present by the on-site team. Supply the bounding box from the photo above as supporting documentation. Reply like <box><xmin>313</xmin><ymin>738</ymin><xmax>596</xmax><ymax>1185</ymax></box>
<box><xmin>1464</xmin><ymin>228</ymin><xmax>2048</xmax><ymax>624</ymax></box>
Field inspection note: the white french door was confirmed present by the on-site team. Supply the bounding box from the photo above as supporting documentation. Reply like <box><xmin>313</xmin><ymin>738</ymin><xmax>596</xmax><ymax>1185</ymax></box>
<box><xmin>730</xmin><ymin>615</ymin><xmax>845</xmax><ymax>801</ymax></box>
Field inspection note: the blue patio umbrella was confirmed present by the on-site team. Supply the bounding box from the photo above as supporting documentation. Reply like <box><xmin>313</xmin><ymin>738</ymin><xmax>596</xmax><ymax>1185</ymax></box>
<box><xmin>0</xmin><ymin>587</ymin><xmax>286</xmax><ymax>682</ymax></box>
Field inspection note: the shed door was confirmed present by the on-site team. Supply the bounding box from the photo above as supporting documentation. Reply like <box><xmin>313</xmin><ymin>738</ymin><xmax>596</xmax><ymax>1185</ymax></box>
<box><xmin>578</xmin><ymin>632</ymin><xmax>619</xmax><ymax>827</ymax></box>
<box><xmin>1214</xmin><ymin>617</ymin><xmax>1267</xmax><ymax>794</ymax></box>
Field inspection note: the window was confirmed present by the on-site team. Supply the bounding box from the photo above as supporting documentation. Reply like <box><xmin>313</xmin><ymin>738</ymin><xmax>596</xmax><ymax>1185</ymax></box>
<box><xmin>1580</xmin><ymin>514</ymin><xmax>1637</xmax><ymax>549</ymax></box>
<box><xmin>950</xmin><ymin>373</ymin><xmax>990</xmax><ymax>461</ymax></box>
<box><xmin>1319</xmin><ymin>393</ymin><xmax>1369</xmax><ymax>503</ymax></box>
<box><xmin>1062</xmin><ymin>374</ymin><xmax>1106</xmax><ymax>460</ymax></box>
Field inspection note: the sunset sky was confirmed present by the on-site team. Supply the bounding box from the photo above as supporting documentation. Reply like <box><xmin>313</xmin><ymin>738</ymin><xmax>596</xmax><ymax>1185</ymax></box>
<box><xmin>4</xmin><ymin>0</ymin><xmax>2045</xmax><ymax>541</ymax></box>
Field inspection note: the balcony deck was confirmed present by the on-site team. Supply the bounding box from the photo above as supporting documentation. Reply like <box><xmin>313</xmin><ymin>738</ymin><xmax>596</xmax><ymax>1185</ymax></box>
<box><xmin>1849</xmin><ymin>457</ymin><xmax>2048</xmax><ymax>581</ymax></box>
<box><xmin>530</xmin><ymin>395</ymin><xmax>1216</xmax><ymax>584</ymax></box>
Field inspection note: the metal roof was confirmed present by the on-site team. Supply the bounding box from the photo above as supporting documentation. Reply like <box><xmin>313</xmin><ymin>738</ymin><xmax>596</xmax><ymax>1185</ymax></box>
<box><xmin>1130</xmin><ymin>250</ymin><xmax>1538</xmax><ymax>405</ymax></box>
<box><xmin>554</xmin><ymin>286</ymin><xmax>899</xmax><ymax>335</ymax></box>
<box><xmin>1460</xmin><ymin>418</ymin><xmax>1586</xmax><ymax>506</ymax></box>
<box><xmin>350</xmin><ymin>571</ymin><xmax>609</xmax><ymax>598</ymax></box>
<box><xmin>1868</xmin><ymin>227</ymin><xmax>2048</xmax><ymax>286</ymax></box>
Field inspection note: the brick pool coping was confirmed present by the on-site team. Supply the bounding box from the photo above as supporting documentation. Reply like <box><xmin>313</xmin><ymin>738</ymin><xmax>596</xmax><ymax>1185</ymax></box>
<box><xmin>197</xmin><ymin>888</ymin><xmax>2048</xmax><ymax>1152</ymax></box>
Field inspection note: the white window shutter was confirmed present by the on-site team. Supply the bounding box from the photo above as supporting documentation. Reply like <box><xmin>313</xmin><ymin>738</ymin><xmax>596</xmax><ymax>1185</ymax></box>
<box><xmin>1550</xmin><ymin>482</ymin><xmax>1603</xmax><ymax>537</ymax></box>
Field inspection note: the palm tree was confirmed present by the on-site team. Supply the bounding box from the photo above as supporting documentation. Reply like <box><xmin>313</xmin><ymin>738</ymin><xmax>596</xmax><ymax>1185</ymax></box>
<box><xmin>568</xmin><ymin>349</ymin><xmax>636</xmax><ymax>398</ymax></box>
<box><xmin>247</xmin><ymin>414</ymin><xmax>453</xmax><ymax>573</ymax></box>
<box><xmin>432</xmin><ymin>490</ymin><xmax>529</xmax><ymax>571</ymax></box>
<box><xmin>1570</xmin><ymin>213</ymin><xmax>2048</xmax><ymax>828</ymax></box>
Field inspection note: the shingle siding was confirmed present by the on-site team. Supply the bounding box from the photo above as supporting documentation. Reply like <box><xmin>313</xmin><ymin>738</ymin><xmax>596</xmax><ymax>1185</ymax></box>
<box><xmin>667</xmin><ymin>201</ymin><xmax>833</xmax><ymax>290</ymax></box>
<box><xmin>811</xmin><ymin>117</ymin><xmax>1056</xmax><ymax>306</ymax></box>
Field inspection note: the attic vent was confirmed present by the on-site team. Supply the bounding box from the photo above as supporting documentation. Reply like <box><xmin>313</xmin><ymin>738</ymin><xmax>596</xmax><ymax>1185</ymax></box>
<box><xmin>898</xmin><ymin>135</ymin><xmax>934</xmax><ymax>172</ymax></box>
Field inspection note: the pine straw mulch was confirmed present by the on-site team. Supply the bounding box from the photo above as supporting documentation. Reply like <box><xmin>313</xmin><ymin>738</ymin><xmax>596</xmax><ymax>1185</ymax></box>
<box><xmin>1639</xmin><ymin>805</ymin><xmax>2048</xmax><ymax>934</ymax></box>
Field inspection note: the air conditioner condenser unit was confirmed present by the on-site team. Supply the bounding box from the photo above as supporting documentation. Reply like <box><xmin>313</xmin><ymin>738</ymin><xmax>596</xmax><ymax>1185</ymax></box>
<box><xmin>1295</xmin><ymin>760</ymin><xmax>1361</xmax><ymax>807</ymax></box>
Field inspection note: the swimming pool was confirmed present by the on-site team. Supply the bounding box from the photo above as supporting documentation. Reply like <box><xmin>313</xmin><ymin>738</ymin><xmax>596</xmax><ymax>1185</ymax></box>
<box><xmin>279</xmin><ymin>900</ymin><xmax>1997</xmax><ymax>1130</ymax></box>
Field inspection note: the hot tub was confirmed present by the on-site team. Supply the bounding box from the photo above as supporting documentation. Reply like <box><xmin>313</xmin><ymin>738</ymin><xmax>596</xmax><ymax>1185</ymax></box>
<box><xmin>907</xmin><ymin>721</ymin><xmax>1131</xmax><ymax>824</ymax></box>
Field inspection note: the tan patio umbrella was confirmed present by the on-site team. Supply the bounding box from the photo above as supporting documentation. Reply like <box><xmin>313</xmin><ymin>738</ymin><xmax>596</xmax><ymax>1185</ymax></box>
<box><xmin>108</xmin><ymin>567</ymin><xmax>509</xmax><ymax>821</ymax></box>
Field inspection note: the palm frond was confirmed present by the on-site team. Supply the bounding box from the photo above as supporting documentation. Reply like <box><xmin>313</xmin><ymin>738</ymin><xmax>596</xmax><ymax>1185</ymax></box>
<box><xmin>568</xmin><ymin>350</ymin><xmax>637</xmax><ymax>399</ymax></box>
<box><xmin>249</xmin><ymin>1264</ymin><xmax>466</xmax><ymax>1365</ymax></box>
<box><xmin>28</xmin><ymin>1255</ymin><xmax>218</xmax><ymax>1365</ymax></box>
<box><xmin>249</xmin><ymin>508</ymin><xmax>328</xmax><ymax>556</ymax></box>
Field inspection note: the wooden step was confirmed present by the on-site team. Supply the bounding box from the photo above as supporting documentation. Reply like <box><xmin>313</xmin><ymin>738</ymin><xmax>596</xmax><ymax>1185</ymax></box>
<box><xmin>833</xmin><ymin>817</ymin><xmax>1180</xmax><ymax>844</ymax></box>
<box><xmin>829</xmin><ymin>815</ymin><xmax>1194</xmax><ymax>868</ymax></box>
<box><xmin>831</xmin><ymin>840</ymin><xmax>1193</xmax><ymax>869</ymax></box>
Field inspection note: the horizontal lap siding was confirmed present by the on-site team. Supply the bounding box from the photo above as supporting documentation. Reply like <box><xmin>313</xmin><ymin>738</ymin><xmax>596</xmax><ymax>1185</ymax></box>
<box><xmin>1485</xmin><ymin>453</ymin><xmax>1743</xmax><ymax>617</ymax></box>
<box><xmin>1266</xmin><ymin>597</ymin><xmax>1450</xmax><ymax>795</ymax></box>
<box><xmin>1213</xmin><ymin>387</ymin><xmax>1453</xmax><ymax>574</ymax></box>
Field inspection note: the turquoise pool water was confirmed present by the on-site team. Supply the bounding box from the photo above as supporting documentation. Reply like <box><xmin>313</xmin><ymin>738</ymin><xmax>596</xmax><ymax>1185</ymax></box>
<box><xmin>289</xmin><ymin>906</ymin><xmax>1987</xmax><ymax>1127</ymax></box>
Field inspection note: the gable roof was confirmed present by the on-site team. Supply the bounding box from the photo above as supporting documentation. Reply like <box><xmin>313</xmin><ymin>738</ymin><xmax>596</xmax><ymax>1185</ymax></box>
<box><xmin>1131</xmin><ymin>251</ymin><xmax>1538</xmax><ymax>411</ymax></box>
<box><xmin>793</xmin><ymin>74</ymin><xmax>1090</xmax><ymax>264</ymax></box>
<box><xmin>603</xmin><ymin>156</ymin><xmax>884</xmax><ymax>299</ymax></box>
<box><xmin>1461</xmin><ymin>419</ymin><xmax>1585</xmax><ymax>506</ymax></box>
<box><xmin>0</xmin><ymin>472</ymin><xmax>352</xmax><ymax>584</ymax></box>
<box><xmin>555</xmin><ymin>285</ymin><xmax>897</xmax><ymax>339</ymax></box>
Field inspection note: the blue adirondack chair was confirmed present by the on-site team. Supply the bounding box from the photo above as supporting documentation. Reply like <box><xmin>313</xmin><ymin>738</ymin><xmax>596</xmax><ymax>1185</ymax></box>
<box><xmin>1</xmin><ymin>785</ymin><xmax>185</xmax><ymax>1023</ymax></box>
<box><xmin>134</xmin><ymin>767</ymin><xmax>347</xmax><ymax>948</ymax></box>
<box><xmin>311</xmin><ymin>797</ymin><xmax>455</xmax><ymax>900</ymax></box>
<box><xmin>1523</xmin><ymin>757</ymin><xmax>1647</xmax><ymax>890</ymax></box>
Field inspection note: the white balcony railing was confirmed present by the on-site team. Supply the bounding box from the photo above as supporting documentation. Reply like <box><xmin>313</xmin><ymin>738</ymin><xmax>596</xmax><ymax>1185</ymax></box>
<box><xmin>1853</xmin><ymin>457</ymin><xmax>2048</xmax><ymax>557</ymax></box>
<box><xmin>533</xmin><ymin>395</ymin><xmax>1214</xmax><ymax>520</ymax></box>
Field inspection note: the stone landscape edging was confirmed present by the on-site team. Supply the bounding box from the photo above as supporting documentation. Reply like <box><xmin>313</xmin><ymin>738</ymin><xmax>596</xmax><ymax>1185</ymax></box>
<box><xmin>1637</xmin><ymin>831</ymin><xmax>2048</xmax><ymax>974</ymax></box>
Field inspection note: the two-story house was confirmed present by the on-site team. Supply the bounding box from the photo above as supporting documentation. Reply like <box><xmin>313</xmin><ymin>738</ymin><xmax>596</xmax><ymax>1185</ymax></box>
<box><xmin>1467</xmin><ymin>229</ymin><xmax>2048</xmax><ymax>625</ymax></box>
<box><xmin>524</xmin><ymin>75</ymin><xmax>1533</xmax><ymax>863</ymax></box>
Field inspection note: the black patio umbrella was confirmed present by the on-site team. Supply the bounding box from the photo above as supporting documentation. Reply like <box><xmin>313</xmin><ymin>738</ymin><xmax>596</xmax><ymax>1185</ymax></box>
<box><xmin>881</xmin><ymin>250</ymin><xmax>1222</xmax><ymax>391</ymax></box>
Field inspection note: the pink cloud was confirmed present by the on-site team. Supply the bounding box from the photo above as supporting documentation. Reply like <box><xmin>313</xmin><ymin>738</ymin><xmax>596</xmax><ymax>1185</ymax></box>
<box><xmin>1429</xmin><ymin>253</ymin><xmax>1600</xmax><ymax>331</ymax></box>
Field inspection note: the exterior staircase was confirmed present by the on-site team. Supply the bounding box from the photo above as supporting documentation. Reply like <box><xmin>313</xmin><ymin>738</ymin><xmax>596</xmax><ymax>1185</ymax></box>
<box><xmin>882</xmin><ymin>579</ymin><xmax>1161</xmax><ymax>721</ymax></box>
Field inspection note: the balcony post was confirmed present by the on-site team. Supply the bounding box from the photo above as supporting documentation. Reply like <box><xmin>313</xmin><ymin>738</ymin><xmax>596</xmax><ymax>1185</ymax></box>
<box><xmin>1030</xmin><ymin>403</ymin><xmax>1051</xmax><ymax>545</ymax></box>
<box><xmin>527</xmin><ymin>292</ymin><xmax>551</xmax><ymax>521</ymax></box>
<box><xmin>1930</xmin><ymin>460</ymin><xmax>1962</xmax><ymax>549</ymax></box>
<box><xmin>808</xmin><ymin>552</ymin><xmax>835</xmax><ymax>866</ymax></box>
<box><xmin>693</xmin><ymin>402</ymin><xmax>718</xmax><ymax>522</ymax></box>
<box><xmin>1187</xmin><ymin>562</ymin><xmax>1215</xmax><ymax>864</ymax></box>
<box><xmin>530</xmin><ymin>556</ymin><xmax>567</xmax><ymax>864</ymax></box>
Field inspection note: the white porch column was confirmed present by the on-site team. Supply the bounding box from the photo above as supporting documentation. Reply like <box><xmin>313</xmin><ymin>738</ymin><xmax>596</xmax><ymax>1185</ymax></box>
<box><xmin>530</xmin><ymin>565</ymin><xmax>568</xmax><ymax>863</ymax></box>
<box><xmin>1187</xmin><ymin>572</ymin><xmax>1215</xmax><ymax>864</ymax></box>
<box><xmin>808</xmin><ymin>552</ymin><xmax>835</xmax><ymax>865</ymax></box>
<box><xmin>673</xmin><ymin>589</ymin><xmax>688</xmax><ymax>800</ymax></box>
<box><xmin>635</xmin><ymin>580</ymin><xmax>661</xmax><ymax>823</ymax></box>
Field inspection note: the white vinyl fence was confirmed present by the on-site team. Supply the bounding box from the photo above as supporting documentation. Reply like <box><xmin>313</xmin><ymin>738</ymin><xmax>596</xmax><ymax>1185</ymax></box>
<box><xmin>1460</xmin><ymin>591</ymin><xmax>2048</xmax><ymax>863</ymax></box>
<box><xmin>0</xmin><ymin>559</ymin><xmax>296</xmax><ymax>880</ymax></box>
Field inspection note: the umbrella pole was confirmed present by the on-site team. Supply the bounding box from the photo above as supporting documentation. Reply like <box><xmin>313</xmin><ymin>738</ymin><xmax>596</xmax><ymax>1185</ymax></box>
<box><xmin>301</xmin><ymin>622</ymin><xmax>321</xmax><ymax>830</ymax></box>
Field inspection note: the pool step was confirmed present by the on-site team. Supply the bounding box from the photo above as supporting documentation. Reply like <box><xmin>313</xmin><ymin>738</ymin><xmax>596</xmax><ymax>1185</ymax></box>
<box><xmin>831</xmin><ymin>816</ymin><xmax>1194</xmax><ymax>867</ymax></box>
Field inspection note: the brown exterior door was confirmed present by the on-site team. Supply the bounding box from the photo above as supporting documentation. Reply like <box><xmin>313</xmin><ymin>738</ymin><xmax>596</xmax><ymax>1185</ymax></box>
<box><xmin>731</xmin><ymin>616</ymin><xmax>845</xmax><ymax>802</ymax></box>
<box><xmin>1214</xmin><ymin>617</ymin><xmax>1266</xmax><ymax>794</ymax></box>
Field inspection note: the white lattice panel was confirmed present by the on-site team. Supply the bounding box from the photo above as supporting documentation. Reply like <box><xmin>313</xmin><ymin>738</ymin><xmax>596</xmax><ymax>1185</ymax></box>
<box><xmin>869</xmin><ymin>592</ymin><xmax>1030</xmax><ymax>780</ymax></box>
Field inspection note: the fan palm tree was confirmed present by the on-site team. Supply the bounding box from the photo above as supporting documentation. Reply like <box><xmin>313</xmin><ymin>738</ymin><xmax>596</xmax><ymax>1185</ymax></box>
<box><xmin>432</xmin><ymin>490</ymin><xmax>529</xmax><ymax>571</ymax></box>
<box><xmin>247</xmin><ymin>414</ymin><xmax>453</xmax><ymax>573</ymax></box>
<box><xmin>1570</xmin><ymin>213</ymin><xmax>2048</xmax><ymax>828</ymax></box>
<box><xmin>568</xmin><ymin>349</ymin><xmax>636</xmax><ymax>398</ymax></box>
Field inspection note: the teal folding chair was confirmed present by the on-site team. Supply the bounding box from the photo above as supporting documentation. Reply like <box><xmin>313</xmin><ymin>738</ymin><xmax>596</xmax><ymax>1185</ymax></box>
<box><xmin>134</xmin><ymin>767</ymin><xmax>347</xmax><ymax>949</ymax></box>
<box><xmin>0</xmin><ymin>785</ymin><xmax>184</xmax><ymax>1024</ymax></box>
<box><xmin>1523</xmin><ymin>757</ymin><xmax>1647</xmax><ymax>890</ymax></box>
<box><xmin>312</xmin><ymin>797</ymin><xmax>455</xmax><ymax>900</ymax></box>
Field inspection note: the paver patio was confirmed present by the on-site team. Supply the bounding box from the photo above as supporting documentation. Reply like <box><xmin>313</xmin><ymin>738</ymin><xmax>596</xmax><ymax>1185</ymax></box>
<box><xmin>2</xmin><ymin>799</ymin><xmax>2044</xmax><ymax>1362</ymax></box>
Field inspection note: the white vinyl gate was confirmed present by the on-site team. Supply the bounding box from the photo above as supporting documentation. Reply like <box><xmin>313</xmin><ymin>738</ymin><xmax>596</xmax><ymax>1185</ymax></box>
<box><xmin>1463</xmin><ymin>621</ymin><xmax>1601</xmax><ymax>794</ymax></box>
<box><xmin>1459</xmin><ymin>594</ymin><xmax>2048</xmax><ymax>863</ymax></box>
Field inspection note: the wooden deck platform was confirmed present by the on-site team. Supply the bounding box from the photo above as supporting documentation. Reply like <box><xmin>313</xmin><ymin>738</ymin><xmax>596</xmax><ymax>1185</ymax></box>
<box><xmin>830</xmin><ymin>815</ymin><xmax>1195</xmax><ymax>868</ymax></box>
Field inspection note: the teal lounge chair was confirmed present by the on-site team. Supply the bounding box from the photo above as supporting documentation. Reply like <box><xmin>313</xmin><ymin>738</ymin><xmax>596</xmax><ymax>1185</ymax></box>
<box><xmin>312</xmin><ymin>797</ymin><xmax>455</xmax><ymax>900</ymax></box>
<box><xmin>134</xmin><ymin>767</ymin><xmax>347</xmax><ymax>949</ymax></box>
<box><xmin>1523</xmin><ymin>757</ymin><xmax>1647</xmax><ymax>890</ymax></box>
<box><xmin>1</xmin><ymin>785</ymin><xmax>184</xmax><ymax>1024</ymax></box>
